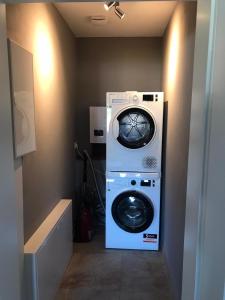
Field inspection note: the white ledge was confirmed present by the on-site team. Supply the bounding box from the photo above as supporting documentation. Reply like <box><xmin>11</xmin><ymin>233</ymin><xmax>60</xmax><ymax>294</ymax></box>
<box><xmin>24</xmin><ymin>199</ymin><xmax>72</xmax><ymax>254</ymax></box>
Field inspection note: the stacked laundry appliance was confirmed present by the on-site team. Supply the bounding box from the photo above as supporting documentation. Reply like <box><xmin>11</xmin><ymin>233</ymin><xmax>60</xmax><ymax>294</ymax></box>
<box><xmin>106</xmin><ymin>91</ymin><xmax>164</xmax><ymax>250</ymax></box>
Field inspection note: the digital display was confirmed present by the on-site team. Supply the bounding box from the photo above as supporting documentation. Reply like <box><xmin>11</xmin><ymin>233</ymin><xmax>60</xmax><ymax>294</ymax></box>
<box><xmin>141</xmin><ymin>180</ymin><xmax>151</xmax><ymax>187</ymax></box>
<box><xmin>143</xmin><ymin>94</ymin><xmax>154</xmax><ymax>101</ymax></box>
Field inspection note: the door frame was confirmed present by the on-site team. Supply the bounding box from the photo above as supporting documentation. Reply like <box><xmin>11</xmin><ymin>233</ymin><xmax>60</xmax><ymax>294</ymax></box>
<box><xmin>0</xmin><ymin>4</ymin><xmax>23</xmax><ymax>300</ymax></box>
<box><xmin>182</xmin><ymin>0</ymin><xmax>225</xmax><ymax>299</ymax></box>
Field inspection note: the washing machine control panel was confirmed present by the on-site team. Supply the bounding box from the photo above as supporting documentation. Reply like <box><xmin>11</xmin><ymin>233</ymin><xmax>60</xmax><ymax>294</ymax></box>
<box><xmin>129</xmin><ymin>179</ymin><xmax>156</xmax><ymax>187</ymax></box>
<box><xmin>140</xmin><ymin>180</ymin><xmax>151</xmax><ymax>186</ymax></box>
<box><xmin>140</xmin><ymin>179</ymin><xmax>155</xmax><ymax>187</ymax></box>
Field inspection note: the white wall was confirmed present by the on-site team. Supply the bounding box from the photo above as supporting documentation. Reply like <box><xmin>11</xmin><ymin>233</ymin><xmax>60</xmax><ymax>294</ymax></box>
<box><xmin>0</xmin><ymin>4</ymin><xmax>23</xmax><ymax>300</ymax></box>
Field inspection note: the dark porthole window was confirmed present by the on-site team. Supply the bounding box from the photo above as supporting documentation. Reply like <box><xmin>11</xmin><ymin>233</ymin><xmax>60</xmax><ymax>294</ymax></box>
<box><xmin>116</xmin><ymin>108</ymin><xmax>155</xmax><ymax>149</ymax></box>
<box><xmin>112</xmin><ymin>191</ymin><xmax>154</xmax><ymax>233</ymax></box>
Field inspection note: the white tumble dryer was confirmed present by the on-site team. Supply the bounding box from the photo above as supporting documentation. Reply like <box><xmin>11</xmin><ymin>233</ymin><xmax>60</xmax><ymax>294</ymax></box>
<box><xmin>106</xmin><ymin>172</ymin><xmax>160</xmax><ymax>250</ymax></box>
<box><xmin>106</xmin><ymin>91</ymin><xmax>164</xmax><ymax>173</ymax></box>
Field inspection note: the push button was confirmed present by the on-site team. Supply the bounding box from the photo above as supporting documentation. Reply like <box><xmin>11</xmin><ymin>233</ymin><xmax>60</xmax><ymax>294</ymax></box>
<box><xmin>131</xmin><ymin>180</ymin><xmax>136</xmax><ymax>186</ymax></box>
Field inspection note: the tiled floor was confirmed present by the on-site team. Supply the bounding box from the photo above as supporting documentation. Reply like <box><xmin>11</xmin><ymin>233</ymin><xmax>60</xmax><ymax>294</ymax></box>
<box><xmin>55</xmin><ymin>228</ymin><xmax>173</xmax><ymax>300</ymax></box>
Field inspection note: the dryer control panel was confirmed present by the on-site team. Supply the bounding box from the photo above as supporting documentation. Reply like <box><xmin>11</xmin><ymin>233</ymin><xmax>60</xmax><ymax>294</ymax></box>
<box><xmin>107</xmin><ymin>91</ymin><xmax>163</xmax><ymax>107</ymax></box>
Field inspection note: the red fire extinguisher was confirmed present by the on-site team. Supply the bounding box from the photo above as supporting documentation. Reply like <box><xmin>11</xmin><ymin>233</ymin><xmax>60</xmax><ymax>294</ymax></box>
<box><xmin>79</xmin><ymin>204</ymin><xmax>93</xmax><ymax>242</ymax></box>
<box><xmin>76</xmin><ymin>152</ymin><xmax>93</xmax><ymax>242</ymax></box>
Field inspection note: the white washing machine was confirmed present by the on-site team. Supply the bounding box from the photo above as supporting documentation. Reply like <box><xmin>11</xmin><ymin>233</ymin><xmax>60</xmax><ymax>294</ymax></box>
<box><xmin>106</xmin><ymin>172</ymin><xmax>160</xmax><ymax>250</ymax></box>
<box><xmin>106</xmin><ymin>91</ymin><xmax>164</xmax><ymax>173</ymax></box>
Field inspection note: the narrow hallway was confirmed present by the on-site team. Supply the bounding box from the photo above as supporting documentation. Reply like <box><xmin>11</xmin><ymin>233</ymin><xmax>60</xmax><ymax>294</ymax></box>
<box><xmin>56</xmin><ymin>228</ymin><xmax>173</xmax><ymax>300</ymax></box>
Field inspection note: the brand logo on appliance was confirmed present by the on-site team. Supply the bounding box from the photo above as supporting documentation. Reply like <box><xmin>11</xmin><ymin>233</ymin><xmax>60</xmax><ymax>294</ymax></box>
<box><xmin>143</xmin><ymin>233</ymin><xmax>157</xmax><ymax>243</ymax></box>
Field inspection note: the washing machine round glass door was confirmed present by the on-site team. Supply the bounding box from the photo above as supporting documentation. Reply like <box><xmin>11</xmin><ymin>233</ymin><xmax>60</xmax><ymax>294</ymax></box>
<box><xmin>116</xmin><ymin>108</ymin><xmax>155</xmax><ymax>149</ymax></box>
<box><xmin>112</xmin><ymin>191</ymin><xmax>154</xmax><ymax>233</ymax></box>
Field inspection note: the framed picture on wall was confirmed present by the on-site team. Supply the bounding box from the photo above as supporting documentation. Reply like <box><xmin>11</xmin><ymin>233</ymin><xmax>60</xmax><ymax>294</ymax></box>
<box><xmin>8</xmin><ymin>40</ymin><xmax>36</xmax><ymax>158</ymax></box>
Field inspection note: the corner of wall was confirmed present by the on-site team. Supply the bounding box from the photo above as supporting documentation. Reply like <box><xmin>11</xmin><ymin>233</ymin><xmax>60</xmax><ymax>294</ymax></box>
<box><xmin>161</xmin><ymin>2</ymin><xmax>197</xmax><ymax>299</ymax></box>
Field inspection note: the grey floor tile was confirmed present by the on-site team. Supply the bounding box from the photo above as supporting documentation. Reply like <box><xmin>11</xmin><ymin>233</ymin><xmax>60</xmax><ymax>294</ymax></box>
<box><xmin>119</xmin><ymin>289</ymin><xmax>172</xmax><ymax>300</ymax></box>
<box><xmin>55</xmin><ymin>228</ymin><xmax>174</xmax><ymax>300</ymax></box>
<box><xmin>54</xmin><ymin>289</ymin><xmax>72</xmax><ymax>300</ymax></box>
<box><xmin>71</xmin><ymin>287</ymin><xmax>120</xmax><ymax>300</ymax></box>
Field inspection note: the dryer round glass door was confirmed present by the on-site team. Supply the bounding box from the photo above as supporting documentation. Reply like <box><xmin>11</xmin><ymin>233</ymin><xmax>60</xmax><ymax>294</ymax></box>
<box><xmin>112</xmin><ymin>191</ymin><xmax>154</xmax><ymax>233</ymax></box>
<box><xmin>116</xmin><ymin>108</ymin><xmax>155</xmax><ymax>149</ymax></box>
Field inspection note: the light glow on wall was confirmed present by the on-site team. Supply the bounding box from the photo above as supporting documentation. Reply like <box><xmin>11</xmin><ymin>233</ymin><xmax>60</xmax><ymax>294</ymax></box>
<box><xmin>34</xmin><ymin>22</ymin><xmax>54</xmax><ymax>91</ymax></box>
<box><xmin>167</xmin><ymin>20</ymin><xmax>180</xmax><ymax>91</ymax></box>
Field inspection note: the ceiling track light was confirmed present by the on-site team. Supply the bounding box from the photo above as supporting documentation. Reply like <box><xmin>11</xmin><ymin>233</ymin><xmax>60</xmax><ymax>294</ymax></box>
<box><xmin>104</xmin><ymin>1</ymin><xmax>125</xmax><ymax>20</ymax></box>
<box><xmin>114</xmin><ymin>4</ymin><xmax>125</xmax><ymax>20</ymax></box>
<box><xmin>104</xmin><ymin>1</ymin><xmax>117</xmax><ymax>11</ymax></box>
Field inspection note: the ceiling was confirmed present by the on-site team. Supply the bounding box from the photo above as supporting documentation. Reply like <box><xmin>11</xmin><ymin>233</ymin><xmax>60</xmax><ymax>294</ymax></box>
<box><xmin>55</xmin><ymin>1</ymin><xmax>177</xmax><ymax>37</ymax></box>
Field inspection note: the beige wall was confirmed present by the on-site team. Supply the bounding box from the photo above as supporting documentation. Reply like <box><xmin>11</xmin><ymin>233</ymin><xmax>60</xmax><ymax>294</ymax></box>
<box><xmin>162</xmin><ymin>2</ymin><xmax>197</xmax><ymax>299</ymax></box>
<box><xmin>6</xmin><ymin>3</ymin><xmax>77</xmax><ymax>242</ymax></box>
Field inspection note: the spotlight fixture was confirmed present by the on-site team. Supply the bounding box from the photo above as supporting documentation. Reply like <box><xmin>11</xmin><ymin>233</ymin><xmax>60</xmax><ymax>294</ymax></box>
<box><xmin>114</xmin><ymin>4</ymin><xmax>125</xmax><ymax>20</ymax></box>
<box><xmin>104</xmin><ymin>1</ymin><xmax>125</xmax><ymax>20</ymax></box>
<box><xmin>104</xmin><ymin>1</ymin><xmax>116</xmax><ymax>11</ymax></box>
